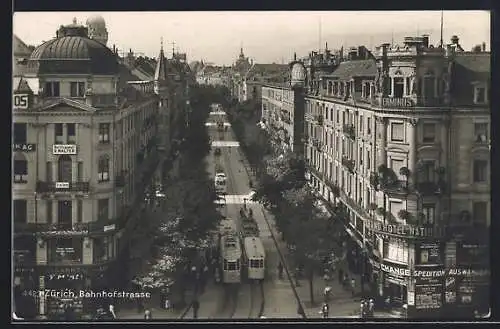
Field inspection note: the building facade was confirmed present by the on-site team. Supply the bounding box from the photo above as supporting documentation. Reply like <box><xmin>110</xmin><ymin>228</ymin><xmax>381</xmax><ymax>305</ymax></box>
<box><xmin>263</xmin><ymin>35</ymin><xmax>490</xmax><ymax>318</ymax></box>
<box><xmin>12</xmin><ymin>20</ymin><xmax>189</xmax><ymax>319</ymax></box>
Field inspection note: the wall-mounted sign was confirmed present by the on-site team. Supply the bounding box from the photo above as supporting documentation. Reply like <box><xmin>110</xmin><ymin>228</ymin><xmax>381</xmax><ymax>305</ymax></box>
<box><xmin>103</xmin><ymin>224</ymin><xmax>115</xmax><ymax>232</ymax></box>
<box><xmin>55</xmin><ymin>182</ymin><xmax>70</xmax><ymax>189</ymax></box>
<box><xmin>381</xmin><ymin>263</ymin><xmax>411</xmax><ymax>277</ymax></box>
<box><xmin>415</xmin><ymin>277</ymin><xmax>443</xmax><ymax>309</ymax></box>
<box><xmin>413</xmin><ymin>269</ymin><xmax>445</xmax><ymax>278</ymax></box>
<box><xmin>56</xmin><ymin>247</ymin><xmax>75</xmax><ymax>254</ymax></box>
<box><xmin>13</xmin><ymin>94</ymin><xmax>30</xmax><ymax>109</ymax></box>
<box><xmin>53</xmin><ymin>144</ymin><xmax>77</xmax><ymax>155</ymax></box>
<box><xmin>381</xmin><ymin>97</ymin><xmax>414</xmax><ymax>108</ymax></box>
<box><xmin>365</xmin><ymin>219</ymin><xmax>446</xmax><ymax>239</ymax></box>
<box><xmin>13</xmin><ymin>143</ymin><xmax>36</xmax><ymax>152</ymax></box>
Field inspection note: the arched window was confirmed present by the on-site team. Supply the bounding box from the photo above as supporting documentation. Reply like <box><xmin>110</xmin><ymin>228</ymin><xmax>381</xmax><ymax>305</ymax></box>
<box><xmin>98</xmin><ymin>155</ymin><xmax>110</xmax><ymax>182</ymax></box>
<box><xmin>58</xmin><ymin>155</ymin><xmax>72</xmax><ymax>182</ymax></box>
<box><xmin>13</xmin><ymin>153</ymin><xmax>28</xmax><ymax>183</ymax></box>
<box><xmin>423</xmin><ymin>69</ymin><xmax>435</xmax><ymax>98</ymax></box>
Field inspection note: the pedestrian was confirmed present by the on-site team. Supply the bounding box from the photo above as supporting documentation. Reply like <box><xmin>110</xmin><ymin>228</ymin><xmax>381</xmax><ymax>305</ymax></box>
<box><xmin>360</xmin><ymin>300</ymin><xmax>366</xmax><ymax>318</ymax></box>
<box><xmin>323</xmin><ymin>286</ymin><xmax>332</xmax><ymax>303</ymax></box>
<box><xmin>109</xmin><ymin>304</ymin><xmax>116</xmax><ymax>319</ymax></box>
<box><xmin>323</xmin><ymin>270</ymin><xmax>330</xmax><ymax>283</ymax></box>
<box><xmin>351</xmin><ymin>278</ymin><xmax>356</xmax><ymax>297</ymax></box>
<box><xmin>321</xmin><ymin>302</ymin><xmax>329</xmax><ymax>319</ymax></box>
<box><xmin>368</xmin><ymin>299</ymin><xmax>375</xmax><ymax>318</ymax></box>
<box><xmin>144</xmin><ymin>309</ymin><xmax>152</xmax><ymax>320</ymax></box>
<box><xmin>277</xmin><ymin>262</ymin><xmax>283</xmax><ymax>279</ymax></box>
<box><xmin>192</xmin><ymin>300</ymin><xmax>200</xmax><ymax>319</ymax></box>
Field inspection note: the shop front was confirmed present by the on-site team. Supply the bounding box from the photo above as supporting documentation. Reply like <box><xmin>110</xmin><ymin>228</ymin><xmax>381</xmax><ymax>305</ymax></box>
<box><xmin>380</xmin><ymin>261</ymin><xmax>409</xmax><ymax>309</ymax></box>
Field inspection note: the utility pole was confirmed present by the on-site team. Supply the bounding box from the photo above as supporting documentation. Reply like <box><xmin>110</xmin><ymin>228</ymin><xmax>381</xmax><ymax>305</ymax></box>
<box><xmin>440</xmin><ymin>10</ymin><xmax>444</xmax><ymax>48</ymax></box>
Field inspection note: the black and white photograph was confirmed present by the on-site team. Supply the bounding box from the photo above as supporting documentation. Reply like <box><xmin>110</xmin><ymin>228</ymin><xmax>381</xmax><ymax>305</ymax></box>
<box><xmin>12</xmin><ymin>10</ymin><xmax>490</xmax><ymax>321</ymax></box>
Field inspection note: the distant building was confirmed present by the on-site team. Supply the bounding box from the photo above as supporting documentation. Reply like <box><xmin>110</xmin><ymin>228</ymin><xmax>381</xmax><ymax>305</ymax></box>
<box><xmin>13</xmin><ymin>34</ymin><xmax>34</xmax><ymax>77</ymax></box>
<box><xmin>86</xmin><ymin>15</ymin><xmax>109</xmax><ymax>46</ymax></box>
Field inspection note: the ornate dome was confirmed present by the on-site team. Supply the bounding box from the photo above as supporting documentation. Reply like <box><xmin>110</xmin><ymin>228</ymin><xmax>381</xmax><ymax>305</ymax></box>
<box><xmin>27</xmin><ymin>34</ymin><xmax>118</xmax><ymax>75</ymax></box>
<box><xmin>86</xmin><ymin>15</ymin><xmax>106</xmax><ymax>28</ymax></box>
<box><xmin>290</xmin><ymin>61</ymin><xmax>306</xmax><ymax>88</ymax></box>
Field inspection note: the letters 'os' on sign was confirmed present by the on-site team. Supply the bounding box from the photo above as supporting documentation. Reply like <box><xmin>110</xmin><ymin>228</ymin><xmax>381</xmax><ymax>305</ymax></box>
<box><xmin>13</xmin><ymin>94</ymin><xmax>29</xmax><ymax>109</ymax></box>
<box><xmin>53</xmin><ymin>144</ymin><xmax>77</xmax><ymax>155</ymax></box>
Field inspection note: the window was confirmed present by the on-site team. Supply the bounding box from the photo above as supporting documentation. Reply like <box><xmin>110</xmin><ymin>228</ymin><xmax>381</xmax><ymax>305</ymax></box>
<box><xmin>13</xmin><ymin>153</ymin><xmax>28</xmax><ymax>183</ymax></box>
<box><xmin>54</xmin><ymin>123</ymin><xmax>63</xmax><ymax>143</ymax></box>
<box><xmin>419</xmin><ymin>160</ymin><xmax>436</xmax><ymax>182</ymax></box>
<box><xmin>98</xmin><ymin>156</ymin><xmax>110</xmax><ymax>182</ymax></box>
<box><xmin>474</xmin><ymin>86</ymin><xmax>486</xmax><ymax>104</ymax></box>
<box><xmin>472</xmin><ymin>202</ymin><xmax>487</xmax><ymax>225</ymax></box>
<box><xmin>77</xmin><ymin>200</ymin><xmax>83</xmax><ymax>223</ymax></box>
<box><xmin>70</xmin><ymin>82</ymin><xmax>85</xmax><ymax>97</ymax></box>
<box><xmin>77</xmin><ymin>161</ymin><xmax>83</xmax><ymax>181</ymax></box>
<box><xmin>359</xmin><ymin>115</ymin><xmax>363</xmax><ymax>133</ymax></box>
<box><xmin>99</xmin><ymin>123</ymin><xmax>110</xmax><ymax>143</ymax></box>
<box><xmin>393</xmin><ymin>77</ymin><xmax>404</xmax><ymax>98</ymax></box>
<box><xmin>98</xmin><ymin>198</ymin><xmax>109</xmax><ymax>222</ymax></box>
<box><xmin>389</xmin><ymin>201</ymin><xmax>404</xmax><ymax>222</ymax></box>
<box><xmin>384</xmin><ymin>239</ymin><xmax>408</xmax><ymax>264</ymax></box>
<box><xmin>57</xmin><ymin>200</ymin><xmax>72</xmax><ymax>228</ymax></box>
<box><xmin>474</xmin><ymin>123</ymin><xmax>488</xmax><ymax>143</ymax></box>
<box><xmin>390</xmin><ymin>123</ymin><xmax>404</xmax><ymax>142</ymax></box>
<box><xmin>422</xmin><ymin>204</ymin><xmax>435</xmax><ymax>224</ymax></box>
<box><xmin>67</xmin><ymin>123</ymin><xmax>76</xmax><ymax>137</ymax></box>
<box><xmin>46</xmin><ymin>200</ymin><xmax>53</xmax><ymax>224</ymax></box>
<box><xmin>367</xmin><ymin>151</ymin><xmax>371</xmax><ymax>169</ymax></box>
<box><xmin>423</xmin><ymin>71</ymin><xmax>435</xmax><ymax>98</ymax></box>
<box><xmin>391</xmin><ymin>159</ymin><xmax>405</xmax><ymax>180</ymax></box>
<box><xmin>46</xmin><ymin>162</ymin><xmax>52</xmax><ymax>181</ymax></box>
<box><xmin>473</xmin><ymin>160</ymin><xmax>487</xmax><ymax>183</ymax></box>
<box><xmin>422</xmin><ymin>123</ymin><xmax>436</xmax><ymax>143</ymax></box>
<box><xmin>367</xmin><ymin>117</ymin><xmax>371</xmax><ymax>134</ymax></box>
<box><xmin>330</xmin><ymin>108</ymin><xmax>333</xmax><ymax>121</ymax></box>
<box><xmin>57</xmin><ymin>155</ymin><xmax>72</xmax><ymax>182</ymax></box>
<box><xmin>13</xmin><ymin>200</ymin><xmax>27</xmax><ymax>224</ymax></box>
<box><xmin>44</xmin><ymin>82</ymin><xmax>60</xmax><ymax>97</ymax></box>
<box><xmin>13</xmin><ymin>123</ymin><xmax>27</xmax><ymax>144</ymax></box>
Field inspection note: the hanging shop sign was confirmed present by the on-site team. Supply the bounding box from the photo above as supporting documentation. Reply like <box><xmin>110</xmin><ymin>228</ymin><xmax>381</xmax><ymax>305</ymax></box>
<box><xmin>365</xmin><ymin>219</ymin><xmax>446</xmax><ymax>239</ymax></box>
<box><xmin>13</xmin><ymin>143</ymin><xmax>36</xmax><ymax>152</ymax></box>
<box><xmin>381</xmin><ymin>262</ymin><xmax>411</xmax><ymax>277</ymax></box>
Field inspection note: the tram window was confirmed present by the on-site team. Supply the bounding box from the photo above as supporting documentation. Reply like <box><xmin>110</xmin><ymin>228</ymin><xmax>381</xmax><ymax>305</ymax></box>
<box><xmin>250</xmin><ymin>259</ymin><xmax>261</xmax><ymax>268</ymax></box>
<box><xmin>228</xmin><ymin>261</ymin><xmax>237</xmax><ymax>271</ymax></box>
<box><xmin>236</xmin><ymin>259</ymin><xmax>240</xmax><ymax>270</ymax></box>
<box><xmin>259</xmin><ymin>259</ymin><xmax>264</xmax><ymax>268</ymax></box>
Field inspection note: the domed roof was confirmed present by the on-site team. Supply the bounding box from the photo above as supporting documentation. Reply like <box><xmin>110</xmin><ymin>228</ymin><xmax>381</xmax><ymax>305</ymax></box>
<box><xmin>86</xmin><ymin>15</ymin><xmax>106</xmax><ymax>28</ymax></box>
<box><xmin>28</xmin><ymin>35</ymin><xmax>118</xmax><ymax>75</ymax></box>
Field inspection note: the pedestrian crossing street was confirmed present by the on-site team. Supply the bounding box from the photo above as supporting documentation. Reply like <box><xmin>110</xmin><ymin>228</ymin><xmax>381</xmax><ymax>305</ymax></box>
<box><xmin>214</xmin><ymin>193</ymin><xmax>257</xmax><ymax>204</ymax></box>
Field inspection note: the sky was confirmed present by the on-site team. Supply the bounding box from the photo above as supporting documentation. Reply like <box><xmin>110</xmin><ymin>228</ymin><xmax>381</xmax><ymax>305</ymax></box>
<box><xmin>13</xmin><ymin>11</ymin><xmax>490</xmax><ymax>66</ymax></box>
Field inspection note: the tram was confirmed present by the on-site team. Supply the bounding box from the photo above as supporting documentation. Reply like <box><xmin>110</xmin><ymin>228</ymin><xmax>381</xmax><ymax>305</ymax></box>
<box><xmin>220</xmin><ymin>231</ymin><xmax>242</xmax><ymax>284</ymax></box>
<box><xmin>243</xmin><ymin>237</ymin><xmax>266</xmax><ymax>280</ymax></box>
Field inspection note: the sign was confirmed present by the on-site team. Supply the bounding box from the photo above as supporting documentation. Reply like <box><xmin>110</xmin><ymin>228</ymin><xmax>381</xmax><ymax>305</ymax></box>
<box><xmin>13</xmin><ymin>94</ymin><xmax>30</xmax><ymax>109</ymax></box>
<box><xmin>103</xmin><ymin>224</ymin><xmax>115</xmax><ymax>232</ymax></box>
<box><xmin>13</xmin><ymin>143</ymin><xmax>36</xmax><ymax>152</ymax></box>
<box><xmin>381</xmin><ymin>97</ymin><xmax>414</xmax><ymax>108</ymax></box>
<box><xmin>365</xmin><ymin>219</ymin><xmax>446</xmax><ymax>239</ymax></box>
<box><xmin>407</xmin><ymin>292</ymin><xmax>415</xmax><ymax>306</ymax></box>
<box><xmin>415</xmin><ymin>277</ymin><xmax>443</xmax><ymax>309</ymax></box>
<box><xmin>53</xmin><ymin>144</ymin><xmax>77</xmax><ymax>155</ymax></box>
<box><xmin>381</xmin><ymin>263</ymin><xmax>411</xmax><ymax>277</ymax></box>
<box><xmin>447</xmin><ymin>268</ymin><xmax>490</xmax><ymax>277</ymax></box>
<box><xmin>414</xmin><ymin>270</ymin><xmax>446</xmax><ymax>278</ymax></box>
<box><xmin>418</xmin><ymin>242</ymin><xmax>442</xmax><ymax>264</ymax></box>
<box><xmin>56</xmin><ymin>247</ymin><xmax>75</xmax><ymax>254</ymax></box>
<box><xmin>55</xmin><ymin>182</ymin><xmax>70</xmax><ymax>189</ymax></box>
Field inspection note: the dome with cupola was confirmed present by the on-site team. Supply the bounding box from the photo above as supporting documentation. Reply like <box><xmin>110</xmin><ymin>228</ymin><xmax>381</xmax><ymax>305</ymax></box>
<box><xmin>27</xmin><ymin>18</ymin><xmax>118</xmax><ymax>75</ymax></box>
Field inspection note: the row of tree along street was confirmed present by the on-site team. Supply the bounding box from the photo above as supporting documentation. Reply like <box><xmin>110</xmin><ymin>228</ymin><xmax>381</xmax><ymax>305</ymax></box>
<box><xmin>221</xmin><ymin>89</ymin><xmax>347</xmax><ymax>306</ymax></box>
<box><xmin>131</xmin><ymin>85</ymin><xmax>224</xmax><ymax>310</ymax></box>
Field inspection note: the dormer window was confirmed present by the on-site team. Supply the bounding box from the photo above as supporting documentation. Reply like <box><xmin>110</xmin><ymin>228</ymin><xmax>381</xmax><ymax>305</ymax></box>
<box><xmin>70</xmin><ymin>82</ymin><xmax>85</xmax><ymax>97</ymax></box>
<box><xmin>474</xmin><ymin>84</ymin><xmax>487</xmax><ymax>104</ymax></box>
<box><xmin>44</xmin><ymin>81</ymin><xmax>60</xmax><ymax>97</ymax></box>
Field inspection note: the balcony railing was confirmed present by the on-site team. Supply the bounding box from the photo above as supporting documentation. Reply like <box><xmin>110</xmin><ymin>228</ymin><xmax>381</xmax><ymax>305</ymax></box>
<box><xmin>342</xmin><ymin>124</ymin><xmax>356</xmax><ymax>140</ymax></box>
<box><xmin>341</xmin><ymin>156</ymin><xmax>355</xmax><ymax>173</ymax></box>
<box><xmin>36</xmin><ymin>181</ymin><xmax>90</xmax><ymax>193</ymax></box>
<box><xmin>381</xmin><ymin>180</ymin><xmax>410</xmax><ymax>196</ymax></box>
<box><xmin>415</xmin><ymin>181</ymin><xmax>446</xmax><ymax>196</ymax></box>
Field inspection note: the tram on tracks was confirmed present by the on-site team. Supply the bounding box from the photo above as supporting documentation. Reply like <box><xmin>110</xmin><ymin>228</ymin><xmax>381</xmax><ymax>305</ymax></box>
<box><xmin>243</xmin><ymin>237</ymin><xmax>266</xmax><ymax>280</ymax></box>
<box><xmin>220</xmin><ymin>233</ymin><xmax>242</xmax><ymax>284</ymax></box>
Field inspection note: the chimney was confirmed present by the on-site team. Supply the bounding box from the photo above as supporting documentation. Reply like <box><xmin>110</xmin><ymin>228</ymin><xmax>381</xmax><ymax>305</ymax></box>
<box><xmin>482</xmin><ymin>42</ymin><xmax>486</xmax><ymax>52</ymax></box>
<box><xmin>422</xmin><ymin>34</ymin><xmax>429</xmax><ymax>48</ymax></box>
<box><xmin>451</xmin><ymin>35</ymin><xmax>459</xmax><ymax>45</ymax></box>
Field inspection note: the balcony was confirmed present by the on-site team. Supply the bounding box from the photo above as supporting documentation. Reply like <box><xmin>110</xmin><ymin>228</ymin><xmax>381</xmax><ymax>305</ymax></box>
<box><xmin>15</xmin><ymin>218</ymin><xmax>124</xmax><ymax>236</ymax></box>
<box><xmin>74</xmin><ymin>217</ymin><xmax>125</xmax><ymax>234</ymax></box>
<box><xmin>36</xmin><ymin>181</ymin><xmax>90</xmax><ymax>194</ymax></box>
<box><xmin>341</xmin><ymin>156</ymin><xmax>355</xmax><ymax>173</ymax></box>
<box><xmin>342</xmin><ymin>124</ymin><xmax>356</xmax><ymax>140</ymax></box>
<box><xmin>415</xmin><ymin>181</ymin><xmax>446</xmax><ymax>196</ymax></box>
<box><xmin>381</xmin><ymin>180</ymin><xmax>410</xmax><ymax>196</ymax></box>
<box><xmin>306</xmin><ymin>163</ymin><xmax>326</xmax><ymax>182</ymax></box>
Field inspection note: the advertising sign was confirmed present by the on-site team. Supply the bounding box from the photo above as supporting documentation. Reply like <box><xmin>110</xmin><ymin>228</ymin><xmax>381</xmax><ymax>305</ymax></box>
<box><xmin>417</xmin><ymin>242</ymin><xmax>442</xmax><ymax>264</ymax></box>
<box><xmin>13</xmin><ymin>94</ymin><xmax>30</xmax><ymax>109</ymax></box>
<box><xmin>13</xmin><ymin>143</ymin><xmax>36</xmax><ymax>152</ymax></box>
<box><xmin>53</xmin><ymin>144</ymin><xmax>77</xmax><ymax>155</ymax></box>
<box><xmin>415</xmin><ymin>277</ymin><xmax>443</xmax><ymax>309</ymax></box>
<box><xmin>55</xmin><ymin>182</ymin><xmax>70</xmax><ymax>189</ymax></box>
<box><xmin>365</xmin><ymin>218</ymin><xmax>446</xmax><ymax>239</ymax></box>
<box><xmin>381</xmin><ymin>97</ymin><xmax>414</xmax><ymax>108</ymax></box>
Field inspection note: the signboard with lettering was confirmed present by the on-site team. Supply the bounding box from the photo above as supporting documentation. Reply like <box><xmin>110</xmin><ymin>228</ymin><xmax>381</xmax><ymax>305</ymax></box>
<box><xmin>13</xmin><ymin>143</ymin><xmax>36</xmax><ymax>152</ymax></box>
<box><xmin>381</xmin><ymin>97</ymin><xmax>414</xmax><ymax>108</ymax></box>
<box><xmin>365</xmin><ymin>219</ymin><xmax>446</xmax><ymax>239</ymax></box>
<box><xmin>103</xmin><ymin>224</ymin><xmax>115</xmax><ymax>232</ymax></box>
<box><xmin>53</xmin><ymin>144</ymin><xmax>77</xmax><ymax>155</ymax></box>
<box><xmin>381</xmin><ymin>263</ymin><xmax>411</xmax><ymax>277</ymax></box>
<box><xmin>417</xmin><ymin>242</ymin><xmax>442</xmax><ymax>264</ymax></box>
<box><xmin>415</xmin><ymin>277</ymin><xmax>443</xmax><ymax>309</ymax></box>
<box><xmin>13</xmin><ymin>94</ymin><xmax>30</xmax><ymax>109</ymax></box>
<box><xmin>55</xmin><ymin>182</ymin><xmax>70</xmax><ymax>189</ymax></box>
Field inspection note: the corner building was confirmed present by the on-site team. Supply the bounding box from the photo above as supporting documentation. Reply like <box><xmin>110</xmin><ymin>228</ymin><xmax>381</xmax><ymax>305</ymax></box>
<box><xmin>264</xmin><ymin>36</ymin><xmax>490</xmax><ymax>318</ymax></box>
<box><xmin>12</xmin><ymin>21</ymin><xmax>185</xmax><ymax>319</ymax></box>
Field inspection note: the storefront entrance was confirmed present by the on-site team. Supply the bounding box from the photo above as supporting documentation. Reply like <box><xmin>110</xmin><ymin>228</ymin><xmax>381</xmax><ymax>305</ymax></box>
<box><xmin>384</xmin><ymin>275</ymin><xmax>407</xmax><ymax>308</ymax></box>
